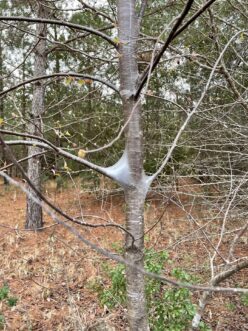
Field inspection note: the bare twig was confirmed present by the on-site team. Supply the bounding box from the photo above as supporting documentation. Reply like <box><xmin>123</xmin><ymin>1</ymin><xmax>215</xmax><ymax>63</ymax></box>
<box><xmin>0</xmin><ymin>72</ymin><xmax>119</xmax><ymax>97</ymax></box>
<box><xmin>0</xmin><ymin>16</ymin><xmax>117</xmax><ymax>47</ymax></box>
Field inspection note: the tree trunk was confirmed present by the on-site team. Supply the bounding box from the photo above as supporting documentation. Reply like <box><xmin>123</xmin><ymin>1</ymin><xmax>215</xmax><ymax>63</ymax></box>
<box><xmin>0</xmin><ymin>28</ymin><xmax>8</xmax><ymax>185</ymax></box>
<box><xmin>26</xmin><ymin>2</ymin><xmax>47</xmax><ymax>230</ymax></box>
<box><xmin>21</xmin><ymin>38</ymin><xmax>27</xmax><ymax>175</ymax></box>
<box><xmin>125</xmin><ymin>186</ymin><xmax>148</xmax><ymax>331</ymax></box>
<box><xmin>118</xmin><ymin>1</ymin><xmax>149</xmax><ymax>329</ymax></box>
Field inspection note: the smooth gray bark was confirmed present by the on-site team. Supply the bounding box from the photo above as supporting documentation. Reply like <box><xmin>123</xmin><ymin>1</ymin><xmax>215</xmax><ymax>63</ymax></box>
<box><xmin>26</xmin><ymin>2</ymin><xmax>47</xmax><ymax>230</ymax></box>
<box><xmin>118</xmin><ymin>1</ymin><xmax>149</xmax><ymax>329</ymax></box>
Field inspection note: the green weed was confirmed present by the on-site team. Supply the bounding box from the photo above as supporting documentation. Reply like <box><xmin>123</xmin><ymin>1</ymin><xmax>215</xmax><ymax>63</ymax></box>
<box><xmin>7</xmin><ymin>296</ymin><xmax>18</xmax><ymax>307</ymax></box>
<box><xmin>0</xmin><ymin>284</ymin><xmax>9</xmax><ymax>301</ymax></box>
<box><xmin>241</xmin><ymin>293</ymin><xmax>248</xmax><ymax>306</ymax></box>
<box><xmin>0</xmin><ymin>283</ymin><xmax>18</xmax><ymax>328</ymax></box>
<box><xmin>0</xmin><ymin>314</ymin><xmax>5</xmax><ymax>330</ymax></box>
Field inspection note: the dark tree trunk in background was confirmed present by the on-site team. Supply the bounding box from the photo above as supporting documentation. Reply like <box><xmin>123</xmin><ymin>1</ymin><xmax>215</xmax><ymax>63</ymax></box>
<box><xmin>21</xmin><ymin>38</ymin><xmax>27</xmax><ymax>175</ymax></box>
<box><xmin>0</xmin><ymin>29</ymin><xmax>8</xmax><ymax>185</ymax></box>
<box><xmin>26</xmin><ymin>1</ymin><xmax>48</xmax><ymax>230</ymax></box>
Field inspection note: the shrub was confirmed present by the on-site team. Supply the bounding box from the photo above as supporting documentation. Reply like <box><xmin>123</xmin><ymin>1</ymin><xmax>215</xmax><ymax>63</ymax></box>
<box><xmin>92</xmin><ymin>248</ymin><xmax>209</xmax><ymax>330</ymax></box>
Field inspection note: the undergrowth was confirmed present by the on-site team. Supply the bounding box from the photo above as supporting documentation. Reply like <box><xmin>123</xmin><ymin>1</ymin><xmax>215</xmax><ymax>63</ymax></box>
<box><xmin>89</xmin><ymin>247</ymin><xmax>210</xmax><ymax>331</ymax></box>
<box><xmin>0</xmin><ymin>283</ymin><xmax>18</xmax><ymax>329</ymax></box>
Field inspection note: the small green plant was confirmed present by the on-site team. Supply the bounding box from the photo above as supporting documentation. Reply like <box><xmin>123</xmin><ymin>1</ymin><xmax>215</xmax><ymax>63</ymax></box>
<box><xmin>0</xmin><ymin>283</ymin><xmax>18</xmax><ymax>328</ymax></box>
<box><xmin>226</xmin><ymin>302</ymin><xmax>236</xmax><ymax>311</ymax></box>
<box><xmin>0</xmin><ymin>284</ymin><xmax>18</xmax><ymax>306</ymax></box>
<box><xmin>110</xmin><ymin>242</ymin><xmax>124</xmax><ymax>254</ymax></box>
<box><xmin>7</xmin><ymin>296</ymin><xmax>18</xmax><ymax>307</ymax></box>
<box><xmin>199</xmin><ymin>321</ymin><xmax>212</xmax><ymax>331</ymax></box>
<box><xmin>0</xmin><ymin>284</ymin><xmax>9</xmax><ymax>301</ymax></box>
<box><xmin>241</xmin><ymin>293</ymin><xmax>248</xmax><ymax>306</ymax></box>
<box><xmin>147</xmin><ymin>267</ymin><xmax>196</xmax><ymax>331</ymax></box>
<box><xmin>0</xmin><ymin>314</ymin><xmax>5</xmax><ymax>330</ymax></box>
<box><xmin>99</xmin><ymin>263</ymin><xmax>126</xmax><ymax>308</ymax></box>
<box><xmin>93</xmin><ymin>248</ymin><xmax>209</xmax><ymax>330</ymax></box>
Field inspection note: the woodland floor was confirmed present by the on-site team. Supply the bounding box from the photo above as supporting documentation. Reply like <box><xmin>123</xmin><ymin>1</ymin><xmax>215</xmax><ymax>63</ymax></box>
<box><xmin>0</xmin><ymin>178</ymin><xmax>247</xmax><ymax>331</ymax></box>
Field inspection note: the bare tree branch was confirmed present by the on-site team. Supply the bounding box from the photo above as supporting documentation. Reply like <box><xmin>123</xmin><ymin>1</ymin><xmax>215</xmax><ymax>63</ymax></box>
<box><xmin>0</xmin><ymin>151</ymin><xmax>47</xmax><ymax>172</ymax></box>
<box><xmin>135</xmin><ymin>0</ymin><xmax>218</xmax><ymax>98</ymax></box>
<box><xmin>0</xmin><ymin>72</ymin><xmax>119</xmax><ymax>98</ymax></box>
<box><xmin>192</xmin><ymin>259</ymin><xmax>248</xmax><ymax>329</ymax></box>
<box><xmin>77</xmin><ymin>0</ymin><xmax>115</xmax><ymax>23</ymax></box>
<box><xmin>0</xmin><ymin>16</ymin><xmax>117</xmax><ymax>47</ymax></box>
